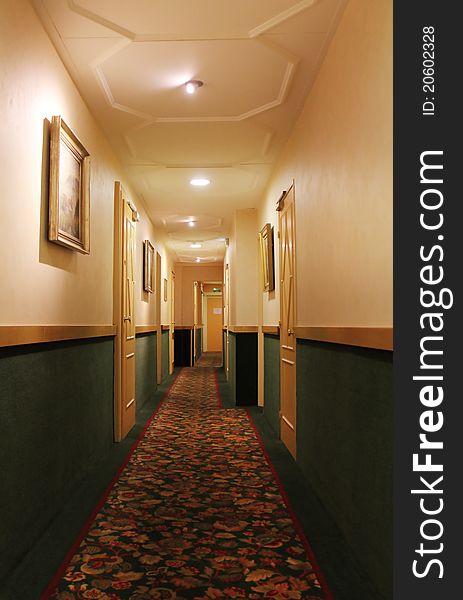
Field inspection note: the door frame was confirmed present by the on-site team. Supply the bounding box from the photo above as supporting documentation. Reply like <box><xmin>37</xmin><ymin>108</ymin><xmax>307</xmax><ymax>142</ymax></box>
<box><xmin>201</xmin><ymin>281</ymin><xmax>222</xmax><ymax>353</ymax></box>
<box><xmin>224</xmin><ymin>264</ymin><xmax>230</xmax><ymax>379</ymax></box>
<box><xmin>203</xmin><ymin>293</ymin><xmax>223</xmax><ymax>352</ymax></box>
<box><xmin>193</xmin><ymin>281</ymin><xmax>198</xmax><ymax>361</ymax></box>
<box><xmin>169</xmin><ymin>269</ymin><xmax>175</xmax><ymax>374</ymax></box>
<box><xmin>156</xmin><ymin>251</ymin><xmax>162</xmax><ymax>384</ymax></box>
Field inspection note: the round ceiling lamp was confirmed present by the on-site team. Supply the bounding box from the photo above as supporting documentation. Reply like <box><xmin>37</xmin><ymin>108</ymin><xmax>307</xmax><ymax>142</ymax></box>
<box><xmin>185</xmin><ymin>80</ymin><xmax>203</xmax><ymax>95</ymax></box>
<box><xmin>190</xmin><ymin>178</ymin><xmax>210</xmax><ymax>187</ymax></box>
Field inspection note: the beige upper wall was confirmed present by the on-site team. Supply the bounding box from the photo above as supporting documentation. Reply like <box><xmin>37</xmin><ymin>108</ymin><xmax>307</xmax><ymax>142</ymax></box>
<box><xmin>0</xmin><ymin>0</ymin><xmax>172</xmax><ymax>326</ymax></box>
<box><xmin>135</xmin><ymin>203</ymin><xmax>174</xmax><ymax>327</ymax></box>
<box><xmin>135</xmin><ymin>203</ymin><xmax>156</xmax><ymax>327</ymax></box>
<box><xmin>259</xmin><ymin>0</ymin><xmax>392</xmax><ymax>327</ymax></box>
<box><xmin>228</xmin><ymin>209</ymin><xmax>259</xmax><ymax>327</ymax></box>
<box><xmin>174</xmin><ymin>264</ymin><xmax>223</xmax><ymax>327</ymax></box>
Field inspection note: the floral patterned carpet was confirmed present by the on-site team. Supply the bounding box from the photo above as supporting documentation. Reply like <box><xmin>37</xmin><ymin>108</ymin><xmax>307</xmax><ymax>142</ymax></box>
<box><xmin>195</xmin><ymin>353</ymin><xmax>222</xmax><ymax>368</ymax></box>
<box><xmin>44</xmin><ymin>367</ymin><xmax>331</xmax><ymax>600</ymax></box>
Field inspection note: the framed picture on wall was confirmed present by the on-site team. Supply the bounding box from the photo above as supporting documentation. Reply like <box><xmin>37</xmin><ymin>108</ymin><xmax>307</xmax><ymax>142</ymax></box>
<box><xmin>143</xmin><ymin>240</ymin><xmax>154</xmax><ymax>293</ymax></box>
<box><xmin>48</xmin><ymin>115</ymin><xmax>90</xmax><ymax>253</ymax></box>
<box><xmin>164</xmin><ymin>278</ymin><xmax>168</xmax><ymax>302</ymax></box>
<box><xmin>259</xmin><ymin>223</ymin><xmax>275</xmax><ymax>291</ymax></box>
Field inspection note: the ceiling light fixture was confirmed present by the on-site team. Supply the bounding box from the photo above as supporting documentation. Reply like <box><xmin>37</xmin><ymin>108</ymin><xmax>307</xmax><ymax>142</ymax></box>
<box><xmin>185</xmin><ymin>80</ymin><xmax>203</xmax><ymax>95</ymax></box>
<box><xmin>190</xmin><ymin>243</ymin><xmax>202</xmax><ymax>248</ymax></box>
<box><xmin>196</xmin><ymin>257</ymin><xmax>201</xmax><ymax>263</ymax></box>
<box><xmin>190</xmin><ymin>178</ymin><xmax>210</xmax><ymax>187</ymax></box>
<box><xmin>188</xmin><ymin>221</ymin><xmax>195</xmax><ymax>227</ymax></box>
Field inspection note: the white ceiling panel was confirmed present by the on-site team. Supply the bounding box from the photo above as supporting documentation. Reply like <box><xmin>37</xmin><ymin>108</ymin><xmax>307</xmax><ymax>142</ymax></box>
<box><xmin>142</xmin><ymin>167</ymin><xmax>262</xmax><ymax>198</ymax></box>
<box><xmin>125</xmin><ymin>121</ymin><xmax>273</xmax><ymax>165</ymax></box>
<box><xmin>99</xmin><ymin>39</ymin><xmax>292</xmax><ymax>119</ymax></box>
<box><xmin>265</xmin><ymin>0</ymin><xmax>345</xmax><ymax>34</ymax></box>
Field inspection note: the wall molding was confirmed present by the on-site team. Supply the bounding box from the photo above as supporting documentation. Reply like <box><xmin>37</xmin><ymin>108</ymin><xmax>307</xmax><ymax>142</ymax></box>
<box><xmin>294</xmin><ymin>326</ymin><xmax>393</xmax><ymax>351</ymax></box>
<box><xmin>161</xmin><ymin>325</ymin><xmax>170</xmax><ymax>331</ymax></box>
<box><xmin>0</xmin><ymin>325</ymin><xmax>117</xmax><ymax>348</ymax></box>
<box><xmin>174</xmin><ymin>325</ymin><xmax>194</xmax><ymax>330</ymax></box>
<box><xmin>262</xmin><ymin>325</ymin><xmax>280</xmax><ymax>335</ymax></box>
<box><xmin>229</xmin><ymin>326</ymin><xmax>259</xmax><ymax>333</ymax></box>
<box><xmin>135</xmin><ymin>325</ymin><xmax>158</xmax><ymax>334</ymax></box>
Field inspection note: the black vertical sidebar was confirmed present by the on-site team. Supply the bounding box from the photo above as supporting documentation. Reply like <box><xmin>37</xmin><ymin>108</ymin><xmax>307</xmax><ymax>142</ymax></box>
<box><xmin>394</xmin><ymin>2</ymin><xmax>461</xmax><ymax>598</ymax></box>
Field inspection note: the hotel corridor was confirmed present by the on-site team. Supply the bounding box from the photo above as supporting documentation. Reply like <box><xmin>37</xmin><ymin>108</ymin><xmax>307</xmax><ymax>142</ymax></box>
<box><xmin>1</xmin><ymin>1</ymin><xmax>392</xmax><ymax>598</ymax></box>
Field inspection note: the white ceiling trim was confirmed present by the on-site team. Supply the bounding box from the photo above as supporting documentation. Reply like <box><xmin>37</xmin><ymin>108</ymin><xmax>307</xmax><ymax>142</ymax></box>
<box><xmin>248</xmin><ymin>0</ymin><xmax>320</xmax><ymax>38</ymax></box>
<box><xmin>131</xmin><ymin>162</ymin><xmax>270</xmax><ymax>169</ymax></box>
<box><xmin>68</xmin><ymin>0</ymin><xmax>135</xmax><ymax>39</ymax></box>
<box><xmin>68</xmin><ymin>0</ymin><xmax>321</xmax><ymax>41</ymax></box>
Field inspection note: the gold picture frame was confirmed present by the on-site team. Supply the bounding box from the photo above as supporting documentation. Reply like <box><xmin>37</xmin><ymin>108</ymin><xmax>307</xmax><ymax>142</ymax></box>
<box><xmin>48</xmin><ymin>116</ymin><xmax>90</xmax><ymax>253</ymax></box>
<box><xmin>259</xmin><ymin>223</ymin><xmax>275</xmax><ymax>292</ymax></box>
<box><xmin>143</xmin><ymin>240</ymin><xmax>155</xmax><ymax>293</ymax></box>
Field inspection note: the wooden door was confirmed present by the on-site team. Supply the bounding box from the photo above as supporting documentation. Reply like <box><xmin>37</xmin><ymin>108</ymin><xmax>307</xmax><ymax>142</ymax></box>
<box><xmin>206</xmin><ymin>296</ymin><xmax>222</xmax><ymax>352</ymax></box>
<box><xmin>156</xmin><ymin>251</ymin><xmax>162</xmax><ymax>384</ymax></box>
<box><xmin>169</xmin><ymin>270</ymin><xmax>175</xmax><ymax>373</ymax></box>
<box><xmin>113</xmin><ymin>182</ymin><xmax>137</xmax><ymax>441</ymax></box>
<box><xmin>193</xmin><ymin>281</ymin><xmax>200</xmax><ymax>362</ymax></box>
<box><xmin>224</xmin><ymin>265</ymin><xmax>230</xmax><ymax>378</ymax></box>
<box><xmin>279</xmin><ymin>185</ymin><xmax>297</xmax><ymax>458</ymax></box>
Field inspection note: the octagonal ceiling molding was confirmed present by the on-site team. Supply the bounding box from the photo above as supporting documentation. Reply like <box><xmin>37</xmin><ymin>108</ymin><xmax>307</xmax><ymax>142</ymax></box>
<box><xmin>123</xmin><ymin>120</ymin><xmax>274</xmax><ymax>166</ymax></box>
<box><xmin>169</xmin><ymin>233</ymin><xmax>225</xmax><ymax>244</ymax></box>
<box><xmin>67</xmin><ymin>0</ymin><xmax>316</xmax><ymax>123</ymax></box>
<box><xmin>137</xmin><ymin>165</ymin><xmax>263</xmax><ymax>196</ymax></box>
<box><xmin>69</xmin><ymin>0</ymin><xmax>320</xmax><ymax>40</ymax></box>
<box><xmin>166</xmin><ymin>234</ymin><xmax>227</xmax><ymax>263</ymax></box>
<box><xmin>175</xmin><ymin>254</ymin><xmax>221</xmax><ymax>263</ymax></box>
<box><xmin>93</xmin><ymin>39</ymin><xmax>298</xmax><ymax>123</ymax></box>
<box><xmin>162</xmin><ymin>214</ymin><xmax>222</xmax><ymax>231</ymax></box>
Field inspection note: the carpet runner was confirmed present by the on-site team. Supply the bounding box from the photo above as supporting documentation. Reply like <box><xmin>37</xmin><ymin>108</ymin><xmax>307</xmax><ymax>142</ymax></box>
<box><xmin>195</xmin><ymin>353</ymin><xmax>222</xmax><ymax>368</ymax></box>
<box><xmin>43</xmin><ymin>367</ymin><xmax>331</xmax><ymax>599</ymax></box>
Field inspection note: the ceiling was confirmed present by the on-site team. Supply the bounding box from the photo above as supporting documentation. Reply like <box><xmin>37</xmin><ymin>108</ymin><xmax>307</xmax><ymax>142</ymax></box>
<box><xmin>32</xmin><ymin>0</ymin><xmax>346</xmax><ymax>263</ymax></box>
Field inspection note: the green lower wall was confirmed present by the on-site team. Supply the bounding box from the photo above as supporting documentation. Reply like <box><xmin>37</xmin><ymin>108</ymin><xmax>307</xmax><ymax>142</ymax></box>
<box><xmin>228</xmin><ymin>331</ymin><xmax>236</xmax><ymax>401</ymax></box>
<box><xmin>135</xmin><ymin>332</ymin><xmax>157</xmax><ymax>415</ymax></box>
<box><xmin>296</xmin><ymin>339</ymin><xmax>392</xmax><ymax>597</ymax></box>
<box><xmin>263</xmin><ymin>334</ymin><xmax>280</xmax><ymax>434</ymax></box>
<box><xmin>195</xmin><ymin>328</ymin><xmax>202</xmax><ymax>362</ymax></box>
<box><xmin>161</xmin><ymin>330</ymin><xmax>169</xmax><ymax>382</ymax></box>
<box><xmin>222</xmin><ymin>331</ymin><xmax>226</xmax><ymax>370</ymax></box>
<box><xmin>227</xmin><ymin>332</ymin><xmax>257</xmax><ymax>406</ymax></box>
<box><xmin>0</xmin><ymin>337</ymin><xmax>114</xmax><ymax>583</ymax></box>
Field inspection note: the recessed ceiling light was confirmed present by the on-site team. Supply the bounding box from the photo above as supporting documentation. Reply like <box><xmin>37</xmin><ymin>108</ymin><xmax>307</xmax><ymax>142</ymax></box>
<box><xmin>190</xmin><ymin>178</ymin><xmax>210</xmax><ymax>187</ymax></box>
<box><xmin>190</xmin><ymin>243</ymin><xmax>202</xmax><ymax>248</ymax></box>
<box><xmin>196</xmin><ymin>257</ymin><xmax>201</xmax><ymax>263</ymax></box>
<box><xmin>188</xmin><ymin>221</ymin><xmax>195</xmax><ymax>227</ymax></box>
<box><xmin>185</xmin><ymin>80</ymin><xmax>203</xmax><ymax>94</ymax></box>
